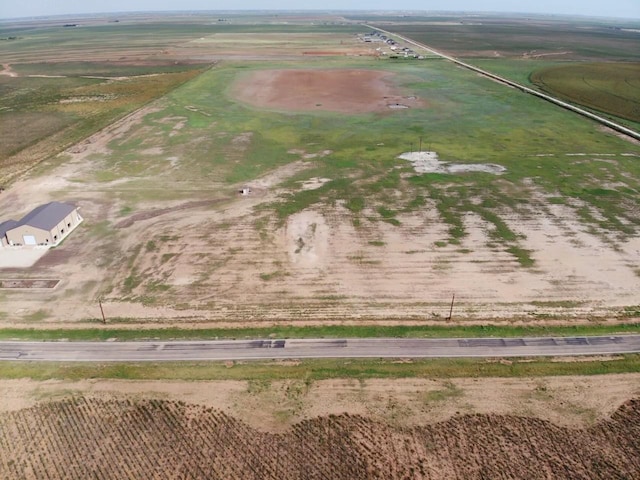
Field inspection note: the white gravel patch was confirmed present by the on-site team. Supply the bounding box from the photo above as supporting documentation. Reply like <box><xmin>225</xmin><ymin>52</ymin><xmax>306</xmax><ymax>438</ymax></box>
<box><xmin>0</xmin><ymin>247</ymin><xmax>49</xmax><ymax>268</ymax></box>
<box><xmin>399</xmin><ymin>151</ymin><xmax>506</xmax><ymax>175</ymax></box>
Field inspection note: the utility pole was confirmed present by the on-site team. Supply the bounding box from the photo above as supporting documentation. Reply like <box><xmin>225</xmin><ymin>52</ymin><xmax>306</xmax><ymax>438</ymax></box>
<box><xmin>419</xmin><ymin>136</ymin><xmax>422</xmax><ymax>152</ymax></box>
<box><xmin>446</xmin><ymin>293</ymin><xmax>455</xmax><ymax>321</ymax></box>
<box><xmin>99</xmin><ymin>298</ymin><xmax>106</xmax><ymax>324</ymax></box>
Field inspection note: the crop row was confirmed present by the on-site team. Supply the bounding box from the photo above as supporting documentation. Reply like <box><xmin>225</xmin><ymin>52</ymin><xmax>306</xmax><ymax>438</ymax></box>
<box><xmin>0</xmin><ymin>397</ymin><xmax>638</xmax><ymax>479</ymax></box>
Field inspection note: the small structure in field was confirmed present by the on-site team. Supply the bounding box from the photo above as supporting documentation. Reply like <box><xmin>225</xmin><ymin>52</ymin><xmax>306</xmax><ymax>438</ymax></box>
<box><xmin>0</xmin><ymin>202</ymin><xmax>82</xmax><ymax>247</ymax></box>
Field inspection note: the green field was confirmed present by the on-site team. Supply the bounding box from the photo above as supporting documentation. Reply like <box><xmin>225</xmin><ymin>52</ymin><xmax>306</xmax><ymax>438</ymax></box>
<box><xmin>2</xmin><ymin>16</ymin><xmax>640</xmax><ymax>474</ymax></box>
<box><xmin>531</xmin><ymin>62</ymin><xmax>640</xmax><ymax>123</ymax></box>
<box><xmin>0</xmin><ymin>22</ymin><xmax>363</xmax><ymax>63</ymax></box>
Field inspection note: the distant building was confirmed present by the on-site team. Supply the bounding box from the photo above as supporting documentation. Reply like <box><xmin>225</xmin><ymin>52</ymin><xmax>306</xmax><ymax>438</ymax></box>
<box><xmin>0</xmin><ymin>202</ymin><xmax>82</xmax><ymax>247</ymax></box>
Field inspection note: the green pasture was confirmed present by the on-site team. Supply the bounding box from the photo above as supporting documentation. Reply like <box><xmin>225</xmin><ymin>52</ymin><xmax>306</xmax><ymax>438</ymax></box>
<box><xmin>466</xmin><ymin>59</ymin><xmax>560</xmax><ymax>86</ymax></box>
<box><xmin>107</xmin><ymin>56</ymin><xmax>640</xmax><ymax>262</ymax></box>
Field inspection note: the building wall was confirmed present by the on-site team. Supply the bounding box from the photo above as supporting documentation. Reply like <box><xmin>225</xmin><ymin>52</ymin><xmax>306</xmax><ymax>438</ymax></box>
<box><xmin>5</xmin><ymin>225</ymin><xmax>51</xmax><ymax>246</ymax></box>
<box><xmin>49</xmin><ymin>211</ymin><xmax>81</xmax><ymax>243</ymax></box>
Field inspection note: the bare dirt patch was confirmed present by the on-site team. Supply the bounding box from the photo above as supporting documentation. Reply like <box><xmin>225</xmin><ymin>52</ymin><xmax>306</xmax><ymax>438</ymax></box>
<box><xmin>400</xmin><ymin>151</ymin><xmax>506</xmax><ymax>174</ymax></box>
<box><xmin>300</xmin><ymin>177</ymin><xmax>331</xmax><ymax>190</ymax></box>
<box><xmin>0</xmin><ymin>64</ymin><xmax>18</xmax><ymax>77</ymax></box>
<box><xmin>1</xmin><ymin>374</ymin><xmax>638</xmax><ymax>429</ymax></box>
<box><xmin>114</xmin><ymin>199</ymin><xmax>226</xmax><ymax>229</ymax></box>
<box><xmin>231</xmin><ymin>69</ymin><xmax>424</xmax><ymax>113</ymax></box>
<box><xmin>0</xmin><ymin>279</ymin><xmax>59</xmax><ymax>289</ymax></box>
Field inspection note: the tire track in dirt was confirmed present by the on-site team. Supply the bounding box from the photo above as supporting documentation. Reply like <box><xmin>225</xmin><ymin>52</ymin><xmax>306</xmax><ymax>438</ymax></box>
<box><xmin>114</xmin><ymin>199</ymin><xmax>228</xmax><ymax>229</ymax></box>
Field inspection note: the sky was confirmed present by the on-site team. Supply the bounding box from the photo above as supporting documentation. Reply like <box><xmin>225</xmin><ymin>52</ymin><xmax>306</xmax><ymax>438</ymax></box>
<box><xmin>1</xmin><ymin>0</ymin><xmax>639</xmax><ymax>20</ymax></box>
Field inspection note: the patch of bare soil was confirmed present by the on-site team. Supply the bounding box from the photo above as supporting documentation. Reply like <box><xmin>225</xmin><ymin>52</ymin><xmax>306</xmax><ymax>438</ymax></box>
<box><xmin>1</xmin><ymin>394</ymin><xmax>638</xmax><ymax>479</ymax></box>
<box><xmin>2</xmin><ymin>374</ymin><xmax>637</xmax><ymax>430</ymax></box>
<box><xmin>0</xmin><ymin>64</ymin><xmax>17</xmax><ymax>77</ymax></box>
<box><xmin>0</xmin><ymin>279</ymin><xmax>59</xmax><ymax>289</ymax></box>
<box><xmin>400</xmin><ymin>151</ymin><xmax>506</xmax><ymax>174</ymax></box>
<box><xmin>231</xmin><ymin>69</ymin><xmax>425</xmax><ymax>113</ymax></box>
<box><xmin>599</xmin><ymin>125</ymin><xmax>640</xmax><ymax>145</ymax></box>
<box><xmin>115</xmin><ymin>199</ymin><xmax>226</xmax><ymax>229</ymax></box>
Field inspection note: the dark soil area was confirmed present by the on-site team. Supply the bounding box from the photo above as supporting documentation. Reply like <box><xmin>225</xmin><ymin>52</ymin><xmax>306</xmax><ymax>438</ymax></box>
<box><xmin>1</xmin><ymin>397</ymin><xmax>638</xmax><ymax>479</ymax></box>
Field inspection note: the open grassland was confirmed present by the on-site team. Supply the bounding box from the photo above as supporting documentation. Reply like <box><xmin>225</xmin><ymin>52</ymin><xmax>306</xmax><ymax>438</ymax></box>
<box><xmin>5</xmin><ymin>59</ymin><xmax>640</xmax><ymax>322</ymax></box>
<box><xmin>0</xmin><ymin>395</ymin><xmax>639</xmax><ymax>479</ymax></box>
<box><xmin>0</xmin><ymin>15</ymin><xmax>639</xmax><ymax>325</ymax></box>
<box><xmin>531</xmin><ymin>62</ymin><xmax>640</xmax><ymax>123</ymax></box>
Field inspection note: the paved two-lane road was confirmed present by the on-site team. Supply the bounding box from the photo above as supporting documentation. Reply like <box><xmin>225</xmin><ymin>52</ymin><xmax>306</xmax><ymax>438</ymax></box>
<box><xmin>1</xmin><ymin>335</ymin><xmax>639</xmax><ymax>362</ymax></box>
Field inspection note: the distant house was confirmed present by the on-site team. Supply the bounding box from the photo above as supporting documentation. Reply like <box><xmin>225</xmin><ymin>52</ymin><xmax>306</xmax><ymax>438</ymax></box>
<box><xmin>0</xmin><ymin>202</ymin><xmax>82</xmax><ymax>247</ymax></box>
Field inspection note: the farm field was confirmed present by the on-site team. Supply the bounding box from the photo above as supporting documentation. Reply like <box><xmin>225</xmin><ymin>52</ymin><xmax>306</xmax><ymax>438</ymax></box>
<box><xmin>0</xmin><ymin>14</ymin><xmax>639</xmax><ymax>326</ymax></box>
<box><xmin>0</xmin><ymin>64</ymin><xmax>205</xmax><ymax>185</ymax></box>
<box><xmin>378</xmin><ymin>17</ymin><xmax>640</xmax><ymax>129</ymax></box>
<box><xmin>372</xmin><ymin>15</ymin><xmax>640</xmax><ymax>61</ymax></box>
<box><xmin>530</xmin><ymin>62</ymin><xmax>640</xmax><ymax>123</ymax></box>
<box><xmin>1</xmin><ymin>12</ymin><xmax>640</xmax><ymax>479</ymax></box>
<box><xmin>0</xmin><ymin>393</ymin><xmax>639</xmax><ymax>479</ymax></box>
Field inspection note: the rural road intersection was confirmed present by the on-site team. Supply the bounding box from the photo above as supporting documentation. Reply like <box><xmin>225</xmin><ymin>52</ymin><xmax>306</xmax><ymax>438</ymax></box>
<box><xmin>1</xmin><ymin>335</ymin><xmax>639</xmax><ymax>362</ymax></box>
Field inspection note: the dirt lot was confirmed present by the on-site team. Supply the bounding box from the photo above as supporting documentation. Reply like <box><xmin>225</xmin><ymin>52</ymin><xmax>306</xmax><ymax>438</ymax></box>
<box><xmin>0</xmin><ymin>380</ymin><xmax>638</xmax><ymax>479</ymax></box>
<box><xmin>231</xmin><ymin>69</ymin><xmax>424</xmax><ymax>113</ymax></box>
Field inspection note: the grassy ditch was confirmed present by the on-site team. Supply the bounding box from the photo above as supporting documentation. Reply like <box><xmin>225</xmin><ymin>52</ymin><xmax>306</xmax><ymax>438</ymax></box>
<box><xmin>0</xmin><ymin>322</ymin><xmax>638</xmax><ymax>341</ymax></box>
<box><xmin>0</xmin><ymin>354</ymin><xmax>638</xmax><ymax>381</ymax></box>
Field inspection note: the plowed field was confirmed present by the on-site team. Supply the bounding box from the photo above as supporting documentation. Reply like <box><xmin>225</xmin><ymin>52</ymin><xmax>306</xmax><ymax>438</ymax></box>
<box><xmin>1</xmin><ymin>397</ymin><xmax>639</xmax><ymax>479</ymax></box>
